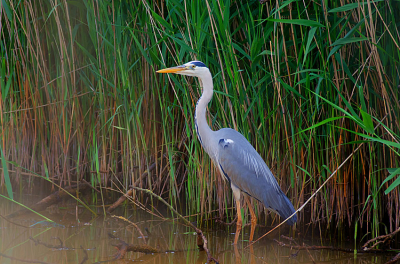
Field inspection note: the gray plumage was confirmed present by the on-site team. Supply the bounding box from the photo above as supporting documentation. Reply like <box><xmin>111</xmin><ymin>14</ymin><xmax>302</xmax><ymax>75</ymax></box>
<box><xmin>216</xmin><ymin>128</ymin><xmax>297</xmax><ymax>225</ymax></box>
<box><xmin>157</xmin><ymin>61</ymin><xmax>297</xmax><ymax>226</ymax></box>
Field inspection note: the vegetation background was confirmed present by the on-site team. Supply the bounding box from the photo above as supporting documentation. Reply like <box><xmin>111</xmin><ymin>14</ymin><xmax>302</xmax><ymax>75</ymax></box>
<box><xmin>1</xmin><ymin>0</ymin><xmax>399</xmax><ymax>243</ymax></box>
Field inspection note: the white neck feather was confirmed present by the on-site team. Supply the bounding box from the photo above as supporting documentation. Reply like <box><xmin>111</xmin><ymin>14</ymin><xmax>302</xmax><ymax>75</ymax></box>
<box><xmin>194</xmin><ymin>70</ymin><xmax>214</xmax><ymax>156</ymax></box>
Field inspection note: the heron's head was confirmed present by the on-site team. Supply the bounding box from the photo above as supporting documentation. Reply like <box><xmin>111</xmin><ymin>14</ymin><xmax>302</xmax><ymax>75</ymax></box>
<box><xmin>157</xmin><ymin>61</ymin><xmax>210</xmax><ymax>79</ymax></box>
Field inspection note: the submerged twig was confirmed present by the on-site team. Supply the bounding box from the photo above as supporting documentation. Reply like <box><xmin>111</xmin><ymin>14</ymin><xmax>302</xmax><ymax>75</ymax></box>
<box><xmin>111</xmin><ymin>215</ymin><xmax>147</xmax><ymax>244</ymax></box>
<box><xmin>80</xmin><ymin>246</ymin><xmax>88</xmax><ymax>264</ymax></box>
<box><xmin>215</xmin><ymin>215</ymin><xmax>237</xmax><ymax>226</ymax></box>
<box><xmin>0</xmin><ymin>214</ymin><xmax>30</xmax><ymax>228</ymax></box>
<box><xmin>363</xmin><ymin>226</ymin><xmax>400</xmax><ymax>251</ymax></box>
<box><xmin>114</xmin><ymin>241</ymin><xmax>159</xmax><ymax>256</ymax></box>
<box><xmin>29</xmin><ymin>237</ymin><xmax>95</xmax><ymax>251</ymax></box>
<box><xmin>108</xmin><ymin>233</ymin><xmax>158</xmax><ymax>260</ymax></box>
<box><xmin>30</xmin><ymin>237</ymin><xmax>64</xmax><ymax>249</ymax></box>
<box><xmin>130</xmin><ymin>186</ymin><xmax>219</xmax><ymax>264</ymax></box>
<box><xmin>280</xmin><ymin>236</ymin><xmax>301</xmax><ymax>260</ymax></box>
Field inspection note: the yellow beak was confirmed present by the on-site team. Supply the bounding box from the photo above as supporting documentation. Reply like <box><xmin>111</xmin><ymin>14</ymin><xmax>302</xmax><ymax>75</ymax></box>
<box><xmin>156</xmin><ymin>65</ymin><xmax>186</xmax><ymax>73</ymax></box>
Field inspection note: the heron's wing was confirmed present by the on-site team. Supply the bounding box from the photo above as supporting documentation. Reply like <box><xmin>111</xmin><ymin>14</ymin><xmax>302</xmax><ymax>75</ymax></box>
<box><xmin>217</xmin><ymin>137</ymin><xmax>281</xmax><ymax>196</ymax></box>
<box><xmin>217</xmin><ymin>134</ymin><xmax>297</xmax><ymax>224</ymax></box>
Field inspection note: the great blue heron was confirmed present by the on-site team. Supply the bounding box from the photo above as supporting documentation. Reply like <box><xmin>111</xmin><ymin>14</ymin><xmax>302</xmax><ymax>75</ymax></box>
<box><xmin>157</xmin><ymin>61</ymin><xmax>297</xmax><ymax>244</ymax></box>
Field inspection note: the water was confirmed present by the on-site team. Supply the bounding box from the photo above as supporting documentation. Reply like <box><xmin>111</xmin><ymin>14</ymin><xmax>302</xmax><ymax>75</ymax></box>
<box><xmin>0</xmin><ymin>194</ymin><xmax>395</xmax><ymax>263</ymax></box>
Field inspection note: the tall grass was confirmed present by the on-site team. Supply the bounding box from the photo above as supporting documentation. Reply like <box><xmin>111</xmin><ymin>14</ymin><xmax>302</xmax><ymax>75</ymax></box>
<box><xmin>1</xmin><ymin>0</ymin><xmax>399</xmax><ymax>242</ymax></box>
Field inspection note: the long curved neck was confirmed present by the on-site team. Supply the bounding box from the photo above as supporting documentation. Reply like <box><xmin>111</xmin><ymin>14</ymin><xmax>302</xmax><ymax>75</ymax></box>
<box><xmin>195</xmin><ymin>71</ymin><xmax>214</xmax><ymax>155</ymax></box>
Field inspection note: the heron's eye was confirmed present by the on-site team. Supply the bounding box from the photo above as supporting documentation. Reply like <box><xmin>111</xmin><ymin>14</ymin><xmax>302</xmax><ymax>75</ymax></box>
<box><xmin>191</xmin><ymin>65</ymin><xmax>196</xmax><ymax>69</ymax></box>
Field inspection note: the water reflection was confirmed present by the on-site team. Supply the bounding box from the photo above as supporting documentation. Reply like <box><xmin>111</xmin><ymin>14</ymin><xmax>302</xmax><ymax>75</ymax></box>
<box><xmin>0</xmin><ymin>195</ymin><xmax>394</xmax><ymax>263</ymax></box>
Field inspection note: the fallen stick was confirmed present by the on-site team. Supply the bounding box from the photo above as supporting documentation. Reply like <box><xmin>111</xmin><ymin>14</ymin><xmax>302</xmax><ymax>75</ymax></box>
<box><xmin>107</xmin><ymin>233</ymin><xmax>158</xmax><ymax>260</ymax></box>
<box><xmin>362</xmin><ymin>226</ymin><xmax>400</xmax><ymax>251</ymax></box>
<box><xmin>130</xmin><ymin>186</ymin><xmax>219</xmax><ymax>264</ymax></box>
<box><xmin>113</xmin><ymin>241</ymin><xmax>159</xmax><ymax>258</ymax></box>
<box><xmin>107</xmin><ymin>159</ymin><xmax>161</xmax><ymax>214</ymax></box>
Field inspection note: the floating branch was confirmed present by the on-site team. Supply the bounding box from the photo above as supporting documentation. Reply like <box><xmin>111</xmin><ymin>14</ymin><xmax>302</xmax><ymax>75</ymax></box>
<box><xmin>107</xmin><ymin>233</ymin><xmax>159</xmax><ymax>260</ymax></box>
<box><xmin>113</xmin><ymin>241</ymin><xmax>159</xmax><ymax>258</ymax></box>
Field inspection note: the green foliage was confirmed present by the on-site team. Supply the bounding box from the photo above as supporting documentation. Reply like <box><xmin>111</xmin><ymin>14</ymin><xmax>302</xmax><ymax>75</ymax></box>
<box><xmin>1</xmin><ymin>0</ymin><xmax>399</xmax><ymax>242</ymax></box>
<box><xmin>0</xmin><ymin>146</ymin><xmax>12</xmax><ymax>200</ymax></box>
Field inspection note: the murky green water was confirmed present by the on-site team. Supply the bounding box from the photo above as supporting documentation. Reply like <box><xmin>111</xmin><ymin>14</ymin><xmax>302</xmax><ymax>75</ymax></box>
<box><xmin>0</xmin><ymin>194</ymin><xmax>395</xmax><ymax>263</ymax></box>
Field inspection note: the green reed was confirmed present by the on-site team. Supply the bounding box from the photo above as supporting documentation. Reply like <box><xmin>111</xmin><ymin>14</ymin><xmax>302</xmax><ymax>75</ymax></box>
<box><xmin>0</xmin><ymin>0</ymin><xmax>399</xmax><ymax>243</ymax></box>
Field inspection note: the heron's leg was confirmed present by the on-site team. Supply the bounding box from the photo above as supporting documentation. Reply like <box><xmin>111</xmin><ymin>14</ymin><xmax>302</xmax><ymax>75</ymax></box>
<box><xmin>244</xmin><ymin>195</ymin><xmax>257</xmax><ymax>242</ymax></box>
<box><xmin>234</xmin><ymin>199</ymin><xmax>242</xmax><ymax>244</ymax></box>
<box><xmin>231</xmin><ymin>184</ymin><xmax>242</xmax><ymax>244</ymax></box>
